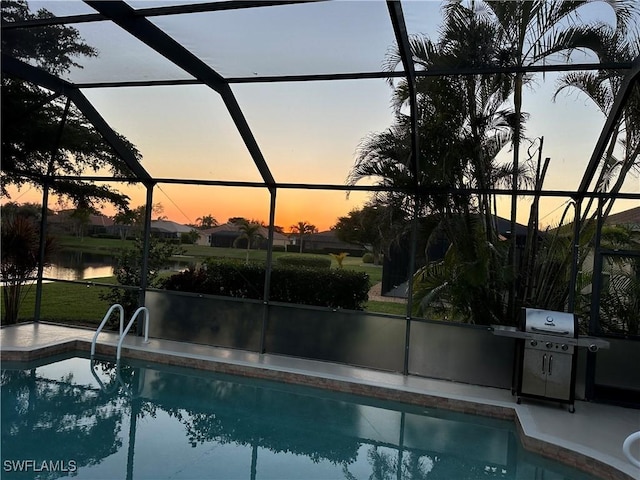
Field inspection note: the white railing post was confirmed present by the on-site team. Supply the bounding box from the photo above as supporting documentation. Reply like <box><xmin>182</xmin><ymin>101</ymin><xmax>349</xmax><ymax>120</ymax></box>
<box><xmin>91</xmin><ymin>304</ymin><xmax>124</xmax><ymax>357</ymax></box>
<box><xmin>92</xmin><ymin>304</ymin><xmax>150</xmax><ymax>360</ymax></box>
<box><xmin>117</xmin><ymin>306</ymin><xmax>150</xmax><ymax>361</ymax></box>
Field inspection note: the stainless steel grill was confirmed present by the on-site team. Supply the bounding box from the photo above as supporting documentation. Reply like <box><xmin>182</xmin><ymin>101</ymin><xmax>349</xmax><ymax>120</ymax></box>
<box><xmin>491</xmin><ymin>308</ymin><xmax>610</xmax><ymax>413</ymax></box>
<box><xmin>518</xmin><ymin>308</ymin><xmax>578</xmax><ymax>411</ymax></box>
<box><xmin>522</xmin><ymin>308</ymin><xmax>576</xmax><ymax>337</ymax></box>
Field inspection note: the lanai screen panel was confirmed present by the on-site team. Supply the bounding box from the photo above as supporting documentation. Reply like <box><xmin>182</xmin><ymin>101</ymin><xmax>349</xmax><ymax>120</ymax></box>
<box><xmin>128</xmin><ymin>1</ymin><xmax>403</xmax><ymax>186</ymax></box>
<box><xmin>274</xmin><ymin>189</ymin><xmax>371</xmax><ymax>235</ymax></box>
<box><xmin>153</xmin><ymin>184</ymin><xmax>272</xmax><ymax>231</ymax></box>
<box><xmin>18</xmin><ymin>7</ymin><xmax>197</xmax><ymax>85</ymax></box>
<box><xmin>145</xmin><ymin>1</ymin><xmax>396</xmax><ymax>78</ymax></box>
<box><xmin>28</xmin><ymin>1</ymin><xmax>95</xmax><ymax>16</ymax></box>
<box><xmin>5</xmin><ymin>0</ymin><xmax>638</xmax><ymax>212</ymax></box>
<box><xmin>66</xmin><ymin>19</ymin><xmax>195</xmax><ymax>83</ymax></box>
<box><xmin>232</xmin><ymin>78</ymin><xmax>395</xmax><ymax>185</ymax></box>
<box><xmin>81</xmin><ymin>85</ymin><xmax>266</xmax><ymax>182</ymax></box>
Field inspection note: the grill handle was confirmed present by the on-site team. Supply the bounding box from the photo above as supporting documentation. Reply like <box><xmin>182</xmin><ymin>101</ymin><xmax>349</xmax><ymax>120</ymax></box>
<box><xmin>531</xmin><ymin>326</ymin><xmax>571</xmax><ymax>335</ymax></box>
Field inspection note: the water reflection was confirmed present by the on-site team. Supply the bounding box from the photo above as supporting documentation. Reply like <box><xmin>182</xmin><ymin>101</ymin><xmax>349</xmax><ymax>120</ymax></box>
<box><xmin>44</xmin><ymin>251</ymin><xmax>192</xmax><ymax>281</ymax></box>
<box><xmin>45</xmin><ymin>251</ymin><xmax>115</xmax><ymax>280</ymax></box>
<box><xmin>0</xmin><ymin>357</ymin><xmax>596</xmax><ymax>480</ymax></box>
<box><xmin>1</xmin><ymin>364</ymin><xmax>125</xmax><ymax>479</ymax></box>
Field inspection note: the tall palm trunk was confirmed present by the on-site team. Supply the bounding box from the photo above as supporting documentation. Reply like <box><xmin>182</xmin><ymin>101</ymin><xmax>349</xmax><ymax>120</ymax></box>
<box><xmin>508</xmin><ymin>72</ymin><xmax>523</xmax><ymax>317</ymax></box>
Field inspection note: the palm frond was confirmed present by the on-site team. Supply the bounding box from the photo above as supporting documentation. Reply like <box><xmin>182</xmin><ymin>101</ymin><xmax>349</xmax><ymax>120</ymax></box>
<box><xmin>554</xmin><ymin>71</ymin><xmax>614</xmax><ymax>114</ymax></box>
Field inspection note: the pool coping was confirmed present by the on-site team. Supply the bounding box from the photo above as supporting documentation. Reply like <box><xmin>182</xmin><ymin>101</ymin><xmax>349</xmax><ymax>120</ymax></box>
<box><xmin>1</xmin><ymin>323</ymin><xmax>637</xmax><ymax>480</ymax></box>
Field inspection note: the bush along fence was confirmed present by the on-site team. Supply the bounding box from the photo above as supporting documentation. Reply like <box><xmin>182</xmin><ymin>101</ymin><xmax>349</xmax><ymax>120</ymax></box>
<box><xmin>161</xmin><ymin>258</ymin><xmax>370</xmax><ymax>310</ymax></box>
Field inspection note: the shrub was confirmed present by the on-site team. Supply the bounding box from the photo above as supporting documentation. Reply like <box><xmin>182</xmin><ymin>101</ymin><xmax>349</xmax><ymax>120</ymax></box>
<box><xmin>276</xmin><ymin>255</ymin><xmax>331</xmax><ymax>270</ymax></box>
<box><xmin>100</xmin><ymin>237</ymin><xmax>184</xmax><ymax>323</ymax></box>
<box><xmin>270</xmin><ymin>267</ymin><xmax>369</xmax><ymax>310</ymax></box>
<box><xmin>180</xmin><ymin>230</ymin><xmax>200</xmax><ymax>245</ymax></box>
<box><xmin>362</xmin><ymin>253</ymin><xmax>374</xmax><ymax>264</ymax></box>
<box><xmin>162</xmin><ymin>259</ymin><xmax>369</xmax><ymax>310</ymax></box>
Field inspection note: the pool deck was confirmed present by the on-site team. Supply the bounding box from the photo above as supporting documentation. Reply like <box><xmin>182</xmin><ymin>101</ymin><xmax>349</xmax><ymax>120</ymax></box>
<box><xmin>1</xmin><ymin>321</ymin><xmax>638</xmax><ymax>480</ymax></box>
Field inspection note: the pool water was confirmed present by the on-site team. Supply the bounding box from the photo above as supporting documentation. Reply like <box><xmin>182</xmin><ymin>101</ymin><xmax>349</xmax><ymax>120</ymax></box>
<box><xmin>1</xmin><ymin>355</ymin><xmax>598</xmax><ymax>480</ymax></box>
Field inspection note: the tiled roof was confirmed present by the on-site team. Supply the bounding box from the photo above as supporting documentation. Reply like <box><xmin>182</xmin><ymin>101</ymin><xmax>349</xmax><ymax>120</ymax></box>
<box><xmin>605</xmin><ymin>206</ymin><xmax>640</xmax><ymax>226</ymax></box>
<box><xmin>150</xmin><ymin>219</ymin><xmax>194</xmax><ymax>233</ymax></box>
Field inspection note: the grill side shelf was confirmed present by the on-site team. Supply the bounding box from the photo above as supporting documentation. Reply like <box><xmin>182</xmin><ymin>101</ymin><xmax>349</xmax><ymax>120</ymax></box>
<box><xmin>489</xmin><ymin>326</ymin><xmax>611</xmax><ymax>351</ymax></box>
<box><xmin>489</xmin><ymin>326</ymin><xmax>578</xmax><ymax>345</ymax></box>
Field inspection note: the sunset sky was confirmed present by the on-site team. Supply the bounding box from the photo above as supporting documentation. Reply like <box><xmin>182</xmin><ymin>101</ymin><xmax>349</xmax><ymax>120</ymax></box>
<box><xmin>6</xmin><ymin>0</ymin><xmax>638</xmax><ymax>231</ymax></box>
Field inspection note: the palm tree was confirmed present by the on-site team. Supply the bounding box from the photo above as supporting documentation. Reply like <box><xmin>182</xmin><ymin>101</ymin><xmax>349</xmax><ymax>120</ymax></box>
<box><xmin>550</xmin><ymin>17</ymin><xmax>639</xmax><ymax>334</ymax></box>
<box><xmin>351</xmin><ymin>0</ymin><xmax>639</xmax><ymax>324</ymax></box>
<box><xmin>384</xmin><ymin>0</ymin><xmax>638</xmax><ymax>316</ymax></box>
<box><xmin>196</xmin><ymin>214</ymin><xmax>218</xmax><ymax>230</ymax></box>
<box><xmin>373</xmin><ymin>4</ymin><xmax>522</xmax><ymax>220</ymax></box>
<box><xmin>351</xmin><ymin>9</ymin><xmax>524</xmax><ymax>324</ymax></box>
<box><xmin>290</xmin><ymin>221</ymin><xmax>317</xmax><ymax>254</ymax></box>
<box><xmin>472</xmin><ymin>0</ymin><xmax>639</xmax><ymax>315</ymax></box>
<box><xmin>554</xmin><ymin>22</ymin><xmax>640</xmax><ymax>222</ymax></box>
<box><xmin>233</xmin><ymin>220</ymin><xmax>263</xmax><ymax>263</ymax></box>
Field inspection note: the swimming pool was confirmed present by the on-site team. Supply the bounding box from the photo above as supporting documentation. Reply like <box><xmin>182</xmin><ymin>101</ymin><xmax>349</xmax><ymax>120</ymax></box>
<box><xmin>1</xmin><ymin>354</ymin><xmax>598</xmax><ymax>480</ymax></box>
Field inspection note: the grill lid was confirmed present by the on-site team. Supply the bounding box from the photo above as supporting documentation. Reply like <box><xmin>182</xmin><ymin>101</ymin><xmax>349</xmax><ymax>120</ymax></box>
<box><xmin>521</xmin><ymin>308</ymin><xmax>577</xmax><ymax>338</ymax></box>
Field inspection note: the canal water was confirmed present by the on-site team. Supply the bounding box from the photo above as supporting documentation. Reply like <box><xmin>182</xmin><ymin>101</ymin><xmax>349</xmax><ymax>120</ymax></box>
<box><xmin>45</xmin><ymin>251</ymin><xmax>115</xmax><ymax>281</ymax></box>
<box><xmin>44</xmin><ymin>251</ymin><xmax>191</xmax><ymax>281</ymax></box>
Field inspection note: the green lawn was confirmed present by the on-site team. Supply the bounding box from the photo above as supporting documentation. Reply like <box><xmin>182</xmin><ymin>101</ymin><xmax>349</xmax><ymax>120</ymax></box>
<box><xmin>363</xmin><ymin>300</ymin><xmax>407</xmax><ymax>316</ymax></box>
<box><xmin>2</xmin><ymin>278</ymin><xmax>117</xmax><ymax>327</ymax></box>
<box><xmin>56</xmin><ymin>235</ymin><xmax>136</xmax><ymax>254</ymax></box>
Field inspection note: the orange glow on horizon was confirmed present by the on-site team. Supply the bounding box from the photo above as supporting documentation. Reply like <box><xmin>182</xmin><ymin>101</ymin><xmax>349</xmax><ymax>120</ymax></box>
<box><xmin>10</xmin><ymin>184</ymin><xmax>636</xmax><ymax>233</ymax></box>
<box><xmin>3</xmin><ymin>185</ymin><xmax>370</xmax><ymax>232</ymax></box>
<box><xmin>152</xmin><ymin>186</ymin><xmax>370</xmax><ymax>232</ymax></box>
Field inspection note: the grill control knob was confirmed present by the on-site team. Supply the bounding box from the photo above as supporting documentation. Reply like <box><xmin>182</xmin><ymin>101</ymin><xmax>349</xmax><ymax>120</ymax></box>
<box><xmin>545</xmin><ymin>342</ymin><xmax>552</xmax><ymax>349</ymax></box>
<box><xmin>561</xmin><ymin>344</ymin><xmax>568</xmax><ymax>351</ymax></box>
<box><xmin>530</xmin><ymin>340</ymin><xmax>537</xmax><ymax>347</ymax></box>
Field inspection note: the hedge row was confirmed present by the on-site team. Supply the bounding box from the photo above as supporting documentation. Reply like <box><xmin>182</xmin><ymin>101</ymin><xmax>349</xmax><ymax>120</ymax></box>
<box><xmin>161</xmin><ymin>259</ymin><xmax>370</xmax><ymax>310</ymax></box>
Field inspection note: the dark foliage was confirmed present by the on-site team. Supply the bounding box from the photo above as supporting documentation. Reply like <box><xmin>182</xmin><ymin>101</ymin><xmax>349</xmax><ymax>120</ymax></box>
<box><xmin>161</xmin><ymin>259</ymin><xmax>370</xmax><ymax>310</ymax></box>
<box><xmin>1</xmin><ymin>0</ymin><xmax>140</xmax><ymax>210</ymax></box>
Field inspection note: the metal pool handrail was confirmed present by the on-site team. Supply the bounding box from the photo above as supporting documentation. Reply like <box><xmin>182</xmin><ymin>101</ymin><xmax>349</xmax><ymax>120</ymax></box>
<box><xmin>623</xmin><ymin>431</ymin><xmax>640</xmax><ymax>468</ymax></box>
<box><xmin>91</xmin><ymin>304</ymin><xmax>124</xmax><ymax>357</ymax></box>
<box><xmin>116</xmin><ymin>306</ymin><xmax>150</xmax><ymax>361</ymax></box>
